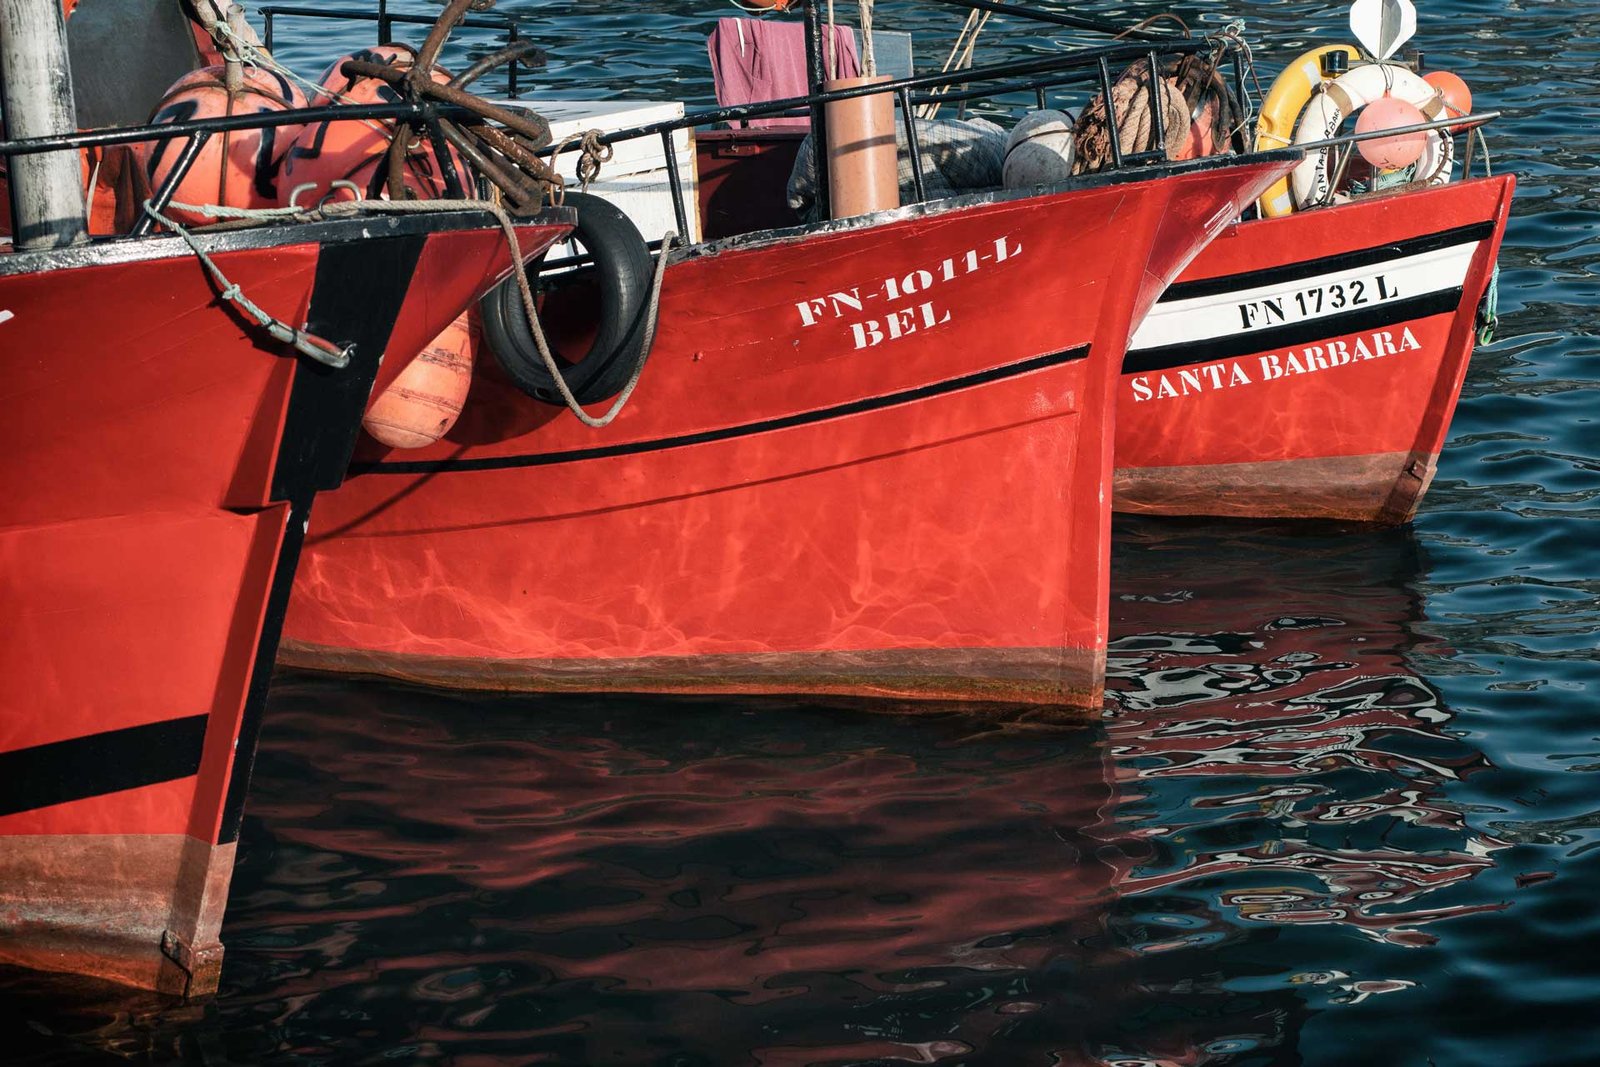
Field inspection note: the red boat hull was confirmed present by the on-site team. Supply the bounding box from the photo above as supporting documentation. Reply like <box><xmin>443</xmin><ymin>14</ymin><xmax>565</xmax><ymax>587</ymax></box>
<box><xmin>281</xmin><ymin>158</ymin><xmax>1295</xmax><ymax>707</ymax></box>
<box><xmin>1115</xmin><ymin>176</ymin><xmax>1516</xmax><ymax>522</ymax></box>
<box><xmin>0</xmin><ymin>211</ymin><xmax>573</xmax><ymax>995</ymax></box>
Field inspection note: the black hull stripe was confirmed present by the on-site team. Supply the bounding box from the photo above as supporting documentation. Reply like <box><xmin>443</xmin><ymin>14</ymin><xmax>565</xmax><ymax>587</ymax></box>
<box><xmin>1159</xmin><ymin>220</ymin><xmax>1494</xmax><ymax>303</ymax></box>
<box><xmin>357</xmin><ymin>344</ymin><xmax>1092</xmax><ymax>477</ymax></box>
<box><xmin>1124</xmin><ymin>288</ymin><xmax>1464</xmax><ymax>375</ymax></box>
<box><xmin>0</xmin><ymin>715</ymin><xmax>207</xmax><ymax>817</ymax></box>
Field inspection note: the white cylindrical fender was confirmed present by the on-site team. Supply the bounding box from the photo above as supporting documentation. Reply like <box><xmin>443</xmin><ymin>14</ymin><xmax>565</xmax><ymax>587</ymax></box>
<box><xmin>1003</xmin><ymin>109</ymin><xmax>1076</xmax><ymax>189</ymax></box>
<box><xmin>1290</xmin><ymin>62</ymin><xmax>1454</xmax><ymax>211</ymax></box>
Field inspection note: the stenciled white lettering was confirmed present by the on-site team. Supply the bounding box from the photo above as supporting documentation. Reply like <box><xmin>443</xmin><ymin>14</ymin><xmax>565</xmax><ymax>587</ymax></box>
<box><xmin>795</xmin><ymin>233</ymin><xmax>1023</xmax><ymax>349</ymax></box>
<box><xmin>1133</xmin><ymin>328</ymin><xmax>1426</xmax><ymax>403</ymax></box>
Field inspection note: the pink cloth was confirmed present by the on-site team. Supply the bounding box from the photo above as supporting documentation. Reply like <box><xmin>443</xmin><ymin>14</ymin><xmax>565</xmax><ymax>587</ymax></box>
<box><xmin>708</xmin><ymin>17</ymin><xmax>860</xmax><ymax>129</ymax></box>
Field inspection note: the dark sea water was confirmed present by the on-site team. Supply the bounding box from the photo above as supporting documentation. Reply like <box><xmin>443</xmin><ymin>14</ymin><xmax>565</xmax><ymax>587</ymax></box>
<box><xmin>8</xmin><ymin>1</ymin><xmax>1599</xmax><ymax>1064</ymax></box>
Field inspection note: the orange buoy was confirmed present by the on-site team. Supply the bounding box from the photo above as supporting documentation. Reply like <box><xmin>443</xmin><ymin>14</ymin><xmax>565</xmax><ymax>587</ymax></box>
<box><xmin>279</xmin><ymin>46</ymin><xmax>467</xmax><ymax>205</ymax></box>
<box><xmin>134</xmin><ymin>65</ymin><xmax>307</xmax><ymax>224</ymax></box>
<box><xmin>362</xmin><ymin>311</ymin><xmax>476</xmax><ymax>449</ymax></box>
<box><xmin>1424</xmin><ymin>70</ymin><xmax>1473</xmax><ymax>132</ymax></box>
<box><xmin>3</xmin><ymin>144</ymin><xmax>148</xmax><ymax>239</ymax></box>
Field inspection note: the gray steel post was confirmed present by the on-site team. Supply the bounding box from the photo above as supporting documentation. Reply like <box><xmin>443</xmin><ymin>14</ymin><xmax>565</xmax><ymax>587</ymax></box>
<box><xmin>1</xmin><ymin>0</ymin><xmax>90</xmax><ymax>249</ymax></box>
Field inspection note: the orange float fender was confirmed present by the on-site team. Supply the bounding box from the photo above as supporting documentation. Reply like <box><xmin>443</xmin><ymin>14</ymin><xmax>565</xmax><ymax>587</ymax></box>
<box><xmin>134</xmin><ymin>65</ymin><xmax>307</xmax><ymax>224</ymax></box>
<box><xmin>362</xmin><ymin>311</ymin><xmax>477</xmax><ymax>449</ymax></box>
<box><xmin>280</xmin><ymin>46</ymin><xmax>467</xmax><ymax>204</ymax></box>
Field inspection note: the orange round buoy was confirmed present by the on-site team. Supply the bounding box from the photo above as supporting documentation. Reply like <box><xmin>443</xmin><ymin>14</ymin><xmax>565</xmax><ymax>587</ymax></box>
<box><xmin>134</xmin><ymin>66</ymin><xmax>307</xmax><ymax>224</ymax></box>
<box><xmin>362</xmin><ymin>311</ymin><xmax>476</xmax><ymax>449</ymax></box>
<box><xmin>279</xmin><ymin>46</ymin><xmax>466</xmax><ymax>205</ymax></box>
<box><xmin>1424</xmin><ymin>70</ymin><xmax>1473</xmax><ymax>133</ymax></box>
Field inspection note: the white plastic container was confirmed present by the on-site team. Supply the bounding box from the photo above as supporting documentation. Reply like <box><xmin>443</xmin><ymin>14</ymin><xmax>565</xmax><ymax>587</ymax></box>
<box><xmin>493</xmin><ymin>98</ymin><xmax>701</xmax><ymax>246</ymax></box>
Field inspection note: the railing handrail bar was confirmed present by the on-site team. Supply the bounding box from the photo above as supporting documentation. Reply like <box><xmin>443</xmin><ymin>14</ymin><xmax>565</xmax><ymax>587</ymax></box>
<box><xmin>257</xmin><ymin>0</ymin><xmax>1168</xmax><ymax>39</ymax></box>
<box><xmin>0</xmin><ymin>36</ymin><xmax>1208</xmax><ymax>161</ymax></box>
<box><xmin>524</xmin><ymin>37</ymin><xmax>1211</xmax><ymax>156</ymax></box>
<box><xmin>258</xmin><ymin>3</ymin><xmax>514</xmax><ymax>28</ymax></box>
<box><xmin>0</xmin><ymin>100</ymin><xmax>472</xmax><ymax>158</ymax></box>
<box><xmin>1294</xmin><ymin>110</ymin><xmax>1499</xmax><ymax>151</ymax></box>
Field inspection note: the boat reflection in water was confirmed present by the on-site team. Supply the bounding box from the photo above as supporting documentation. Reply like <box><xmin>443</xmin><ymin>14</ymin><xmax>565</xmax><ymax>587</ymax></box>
<box><xmin>6</xmin><ymin>524</ymin><xmax>1503</xmax><ymax>1065</ymax></box>
<box><xmin>1106</xmin><ymin>519</ymin><xmax>1506</xmax><ymax>965</ymax></box>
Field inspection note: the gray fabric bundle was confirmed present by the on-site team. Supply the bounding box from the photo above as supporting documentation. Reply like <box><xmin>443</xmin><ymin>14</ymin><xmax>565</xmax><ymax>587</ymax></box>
<box><xmin>787</xmin><ymin>115</ymin><xmax>1008</xmax><ymax>220</ymax></box>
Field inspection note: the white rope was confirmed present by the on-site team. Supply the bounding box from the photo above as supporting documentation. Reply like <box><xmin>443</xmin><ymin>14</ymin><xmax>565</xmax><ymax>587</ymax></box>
<box><xmin>859</xmin><ymin>0</ymin><xmax>877</xmax><ymax>77</ymax></box>
<box><xmin>211</xmin><ymin>20</ymin><xmax>396</xmax><ymax>140</ymax></box>
<box><xmin>919</xmin><ymin>9</ymin><xmax>992</xmax><ymax>120</ymax></box>
<box><xmin>826</xmin><ymin>0</ymin><xmax>837</xmax><ymax>81</ymax></box>
<box><xmin>142</xmin><ymin>198</ymin><xmax>354</xmax><ymax>367</ymax></box>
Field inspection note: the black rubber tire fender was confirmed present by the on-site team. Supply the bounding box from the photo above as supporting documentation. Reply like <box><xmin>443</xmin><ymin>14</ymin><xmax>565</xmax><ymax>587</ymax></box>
<box><xmin>479</xmin><ymin>191</ymin><xmax>654</xmax><ymax>406</ymax></box>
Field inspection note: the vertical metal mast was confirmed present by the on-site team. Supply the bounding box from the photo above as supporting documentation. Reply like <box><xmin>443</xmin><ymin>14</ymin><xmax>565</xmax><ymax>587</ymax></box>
<box><xmin>0</xmin><ymin>0</ymin><xmax>89</xmax><ymax>250</ymax></box>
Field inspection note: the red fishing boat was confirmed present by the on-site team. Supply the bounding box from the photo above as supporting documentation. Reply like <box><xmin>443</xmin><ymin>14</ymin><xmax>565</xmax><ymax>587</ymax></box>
<box><xmin>278</xmin><ymin>5</ymin><xmax>1298</xmax><ymax>710</ymax></box>
<box><xmin>1115</xmin><ymin>21</ymin><xmax>1515</xmax><ymax>523</ymax></box>
<box><xmin>1116</xmin><ymin>176</ymin><xmax>1513</xmax><ymax>523</ymax></box>
<box><xmin>0</xmin><ymin>1</ymin><xmax>574</xmax><ymax>995</ymax></box>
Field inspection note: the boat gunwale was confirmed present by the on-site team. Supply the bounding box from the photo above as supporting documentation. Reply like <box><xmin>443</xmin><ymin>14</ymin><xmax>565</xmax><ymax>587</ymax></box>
<box><xmin>0</xmin><ymin>205</ymin><xmax>578</xmax><ymax>277</ymax></box>
<box><xmin>672</xmin><ymin>148</ymin><xmax>1303</xmax><ymax>264</ymax></box>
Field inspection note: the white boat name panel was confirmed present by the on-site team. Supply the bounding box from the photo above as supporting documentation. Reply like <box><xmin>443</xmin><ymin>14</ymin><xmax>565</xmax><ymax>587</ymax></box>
<box><xmin>1129</xmin><ymin>326</ymin><xmax>1424</xmax><ymax>403</ymax></box>
<box><xmin>1130</xmin><ymin>241</ymin><xmax>1478</xmax><ymax>352</ymax></box>
<box><xmin>795</xmin><ymin>235</ymin><xmax>1023</xmax><ymax>350</ymax></box>
<box><xmin>0</xmin><ymin>309</ymin><xmax>13</xmax><ymax>326</ymax></box>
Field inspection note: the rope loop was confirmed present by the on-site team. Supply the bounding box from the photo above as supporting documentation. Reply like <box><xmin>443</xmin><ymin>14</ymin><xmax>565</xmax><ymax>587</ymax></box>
<box><xmin>549</xmin><ymin>128</ymin><xmax>614</xmax><ymax>196</ymax></box>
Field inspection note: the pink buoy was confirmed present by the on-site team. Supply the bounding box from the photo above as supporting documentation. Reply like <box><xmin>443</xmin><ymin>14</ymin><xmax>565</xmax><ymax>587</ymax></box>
<box><xmin>1354</xmin><ymin>95</ymin><xmax>1428</xmax><ymax>170</ymax></box>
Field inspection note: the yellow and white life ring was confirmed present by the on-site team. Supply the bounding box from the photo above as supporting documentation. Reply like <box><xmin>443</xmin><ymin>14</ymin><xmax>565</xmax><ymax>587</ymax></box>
<box><xmin>1289</xmin><ymin>62</ymin><xmax>1455</xmax><ymax>212</ymax></box>
<box><xmin>1256</xmin><ymin>44</ymin><xmax>1362</xmax><ymax>218</ymax></box>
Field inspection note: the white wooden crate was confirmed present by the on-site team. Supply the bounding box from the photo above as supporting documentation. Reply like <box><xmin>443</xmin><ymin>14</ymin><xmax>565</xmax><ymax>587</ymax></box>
<box><xmin>489</xmin><ymin>99</ymin><xmax>700</xmax><ymax>246</ymax></box>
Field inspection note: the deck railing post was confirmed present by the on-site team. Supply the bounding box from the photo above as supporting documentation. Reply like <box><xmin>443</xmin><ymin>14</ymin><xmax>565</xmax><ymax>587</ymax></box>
<box><xmin>898</xmin><ymin>87</ymin><xmax>925</xmax><ymax>203</ymax></box>
<box><xmin>1097</xmin><ymin>57</ymin><xmax>1124</xmax><ymax>169</ymax></box>
<box><xmin>507</xmin><ymin>23</ymin><xmax>520</xmax><ymax>97</ymax></box>
<box><xmin>1146</xmin><ymin>50</ymin><xmax>1167</xmax><ymax>156</ymax></box>
<box><xmin>129</xmin><ymin>131</ymin><xmax>214</xmax><ymax>237</ymax></box>
<box><xmin>802</xmin><ymin>0</ymin><xmax>831</xmax><ymax>219</ymax></box>
<box><xmin>661</xmin><ymin>129</ymin><xmax>691</xmax><ymax>240</ymax></box>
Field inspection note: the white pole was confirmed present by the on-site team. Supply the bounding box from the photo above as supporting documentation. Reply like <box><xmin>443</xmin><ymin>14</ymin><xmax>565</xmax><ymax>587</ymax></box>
<box><xmin>0</xmin><ymin>0</ymin><xmax>89</xmax><ymax>250</ymax></box>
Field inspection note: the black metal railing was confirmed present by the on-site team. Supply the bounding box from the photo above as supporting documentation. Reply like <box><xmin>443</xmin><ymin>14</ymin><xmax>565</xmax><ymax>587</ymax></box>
<box><xmin>0</xmin><ymin>0</ymin><xmax>1502</xmax><ymax>252</ymax></box>
<box><xmin>0</xmin><ymin>100</ymin><xmax>483</xmax><ymax>238</ymax></box>
<box><xmin>246</xmin><ymin>0</ymin><xmax>1249</xmax><ymax>223</ymax></box>
<box><xmin>259</xmin><ymin>3</ymin><xmax>534</xmax><ymax>95</ymax></box>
